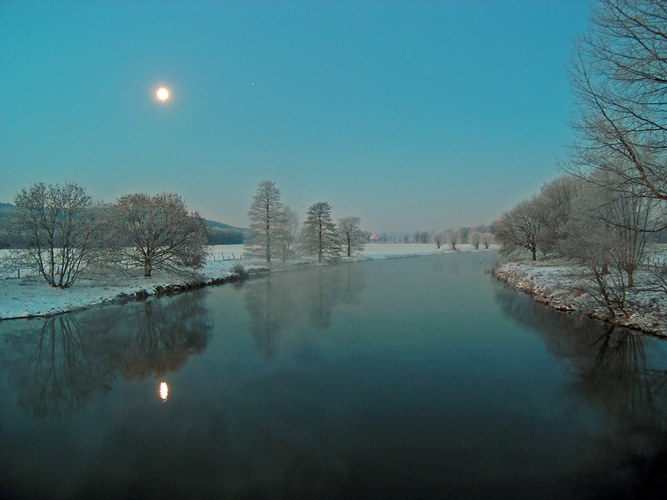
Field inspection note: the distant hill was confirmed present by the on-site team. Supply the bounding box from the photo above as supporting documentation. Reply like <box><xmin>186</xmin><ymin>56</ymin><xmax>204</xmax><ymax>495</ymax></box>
<box><xmin>204</xmin><ymin>219</ymin><xmax>246</xmax><ymax>245</ymax></box>
<box><xmin>0</xmin><ymin>203</ymin><xmax>14</xmax><ymax>216</ymax></box>
<box><xmin>204</xmin><ymin>219</ymin><xmax>248</xmax><ymax>233</ymax></box>
<box><xmin>0</xmin><ymin>204</ymin><xmax>13</xmax><ymax>247</ymax></box>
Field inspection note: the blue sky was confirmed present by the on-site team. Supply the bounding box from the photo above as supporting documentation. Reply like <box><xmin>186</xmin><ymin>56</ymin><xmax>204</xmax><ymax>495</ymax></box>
<box><xmin>0</xmin><ymin>1</ymin><xmax>592</xmax><ymax>232</ymax></box>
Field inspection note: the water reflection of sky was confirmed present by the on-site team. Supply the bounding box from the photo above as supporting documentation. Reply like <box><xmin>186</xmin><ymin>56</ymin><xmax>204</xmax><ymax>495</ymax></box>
<box><xmin>1</xmin><ymin>253</ymin><xmax>666</xmax><ymax>498</ymax></box>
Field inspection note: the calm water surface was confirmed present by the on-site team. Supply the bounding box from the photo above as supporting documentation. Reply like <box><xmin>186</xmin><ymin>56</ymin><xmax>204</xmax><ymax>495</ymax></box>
<box><xmin>1</xmin><ymin>252</ymin><xmax>667</xmax><ymax>499</ymax></box>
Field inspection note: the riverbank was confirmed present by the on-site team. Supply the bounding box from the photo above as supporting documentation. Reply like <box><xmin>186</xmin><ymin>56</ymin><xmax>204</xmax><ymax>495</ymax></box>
<box><xmin>0</xmin><ymin>243</ymin><xmax>497</xmax><ymax>320</ymax></box>
<box><xmin>494</xmin><ymin>257</ymin><xmax>667</xmax><ymax>336</ymax></box>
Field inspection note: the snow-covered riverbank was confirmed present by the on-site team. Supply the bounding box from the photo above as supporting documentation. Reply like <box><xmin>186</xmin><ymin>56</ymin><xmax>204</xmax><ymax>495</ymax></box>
<box><xmin>0</xmin><ymin>244</ymin><xmax>495</xmax><ymax>320</ymax></box>
<box><xmin>494</xmin><ymin>255</ymin><xmax>667</xmax><ymax>336</ymax></box>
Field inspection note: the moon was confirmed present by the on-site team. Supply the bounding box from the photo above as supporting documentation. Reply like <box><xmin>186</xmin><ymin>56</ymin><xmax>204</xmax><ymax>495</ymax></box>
<box><xmin>156</xmin><ymin>87</ymin><xmax>170</xmax><ymax>101</ymax></box>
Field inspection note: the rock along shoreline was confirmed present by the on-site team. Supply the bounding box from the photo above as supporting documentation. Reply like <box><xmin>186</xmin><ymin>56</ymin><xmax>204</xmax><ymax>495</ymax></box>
<box><xmin>493</xmin><ymin>263</ymin><xmax>666</xmax><ymax>338</ymax></box>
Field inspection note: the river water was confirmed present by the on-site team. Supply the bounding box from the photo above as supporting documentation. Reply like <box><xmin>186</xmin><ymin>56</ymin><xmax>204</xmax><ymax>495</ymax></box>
<box><xmin>1</xmin><ymin>252</ymin><xmax>666</xmax><ymax>499</ymax></box>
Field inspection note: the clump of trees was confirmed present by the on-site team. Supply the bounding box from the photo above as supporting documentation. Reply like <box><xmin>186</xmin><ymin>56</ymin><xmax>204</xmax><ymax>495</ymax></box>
<box><xmin>495</xmin><ymin>0</ymin><xmax>666</xmax><ymax>317</ymax></box>
<box><xmin>245</xmin><ymin>181</ymin><xmax>367</xmax><ymax>265</ymax></box>
<box><xmin>494</xmin><ymin>172</ymin><xmax>663</xmax><ymax>318</ymax></box>
<box><xmin>8</xmin><ymin>182</ymin><xmax>211</xmax><ymax>287</ymax></box>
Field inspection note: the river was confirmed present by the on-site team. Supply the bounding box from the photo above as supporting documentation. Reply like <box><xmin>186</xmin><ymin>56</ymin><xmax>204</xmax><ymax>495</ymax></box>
<box><xmin>1</xmin><ymin>252</ymin><xmax>666</xmax><ymax>499</ymax></box>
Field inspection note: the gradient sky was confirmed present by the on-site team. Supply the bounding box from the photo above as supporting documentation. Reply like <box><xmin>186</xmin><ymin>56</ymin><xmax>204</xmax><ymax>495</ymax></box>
<box><xmin>0</xmin><ymin>0</ymin><xmax>592</xmax><ymax>232</ymax></box>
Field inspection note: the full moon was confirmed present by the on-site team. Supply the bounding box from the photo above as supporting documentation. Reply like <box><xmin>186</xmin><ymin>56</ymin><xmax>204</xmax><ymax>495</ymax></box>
<box><xmin>156</xmin><ymin>87</ymin><xmax>170</xmax><ymax>101</ymax></box>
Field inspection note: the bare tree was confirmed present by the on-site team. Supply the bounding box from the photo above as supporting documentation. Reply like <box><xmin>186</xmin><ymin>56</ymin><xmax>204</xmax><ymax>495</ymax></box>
<box><xmin>432</xmin><ymin>230</ymin><xmax>443</xmax><ymax>249</ymax></box>
<box><xmin>110</xmin><ymin>193</ymin><xmax>208</xmax><ymax>277</ymax></box>
<box><xmin>446</xmin><ymin>229</ymin><xmax>459</xmax><ymax>250</ymax></box>
<box><xmin>338</xmin><ymin>216</ymin><xmax>366</xmax><ymax>257</ymax></box>
<box><xmin>301</xmin><ymin>202</ymin><xmax>339</xmax><ymax>262</ymax></box>
<box><xmin>561</xmin><ymin>187</ymin><xmax>632</xmax><ymax>317</ymax></box>
<box><xmin>494</xmin><ymin>197</ymin><xmax>544</xmax><ymax>261</ymax></box>
<box><xmin>647</xmin><ymin>258</ymin><xmax>667</xmax><ymax>295</ymax></box>
<box><xmin>413</xmin><ymin>231</ymin><xmax>430</xmax><ymax>244</ymax></box>
<box><xmin>595</xmin><ymin>178</ymin><xmax>655</xmax><ymax>287</ymax></box>
<box><xmin>458</xmin><ymin>227</ymin><xmax>470</xmax><ymax>244</ymax></box>
<box><xmin>469</xmin><ymin>231</ymin><xmax>482</xmax><ymax>250</ymax></box>
<box><xmin>10</xmin><ymin>182</ymin><xmax>103</xmax><ymax>288</ymax></box>
<box><xmin>536</xmin><ymin>176</ymin><xmax>581</xmax><ymax>255</ymax></box>
<box><xmin>275</xmin><ymin>206</ymin><xmax>300</xmax><ymax>262</ymax></box>
<box><xmin>246</xmin><ymin>180</ymin><xmax>283</xmax><ymax>264</ymax></box>
<box><xmin>482</xmin><ymin>232</ymin><xmax>495</xmax><ymax>249</ymax></box>
<box><xmin>569</xmin><ymin>0</ymin><xmax>667</xmax><ymax>210</ymax></box>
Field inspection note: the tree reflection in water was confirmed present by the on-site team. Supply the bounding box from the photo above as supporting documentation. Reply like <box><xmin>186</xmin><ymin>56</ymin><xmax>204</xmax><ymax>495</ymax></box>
<box><xmin>495</xmin><ymin>285</ymin><xmax>667</xmax><ymax>494</ymax></box>
<box><xmin>244</xmin><ymin>277</ymin><xmax>297</xmax><ymax>360</ymax></box>
<box><xmin>119</xmin><ymin>291</ymin><xmax>212</xmax><ymax>380</ymax></box>
<box><xmin>306</xmin><ymin>267</ymin><xmax>343</xmax><ymax>329</ymax></box>
<box><xmin>243</xmin><ymin>264</ymin><xmax>366</xmax><ymax>360</ymax></box>
<box><xmin>0</xmin><ymin>290</ymin><xmax>211</xmax><ymax>417</ymax></box>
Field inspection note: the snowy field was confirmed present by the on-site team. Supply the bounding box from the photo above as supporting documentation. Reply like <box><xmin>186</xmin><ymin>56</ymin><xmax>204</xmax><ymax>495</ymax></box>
<box><xmin>495</xmin><ymin>245</ymin><xmax>667</xmax><ymax>336</ymax></box>
<box><xmin>0</xmin><ymin>244</ymin><xmax>495</xmax><ymax>320</ymax></box>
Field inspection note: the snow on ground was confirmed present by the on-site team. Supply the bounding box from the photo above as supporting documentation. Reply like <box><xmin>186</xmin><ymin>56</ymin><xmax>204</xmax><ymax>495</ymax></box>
<box><xmin>0</xmin><ymin>244</ymin><xmax>496</xmax><ymax>320</ymax></box>
<box><xmin>494</xmin><ymin>247</ymin><xmax>667</xmax><ymax>336</ymax></box>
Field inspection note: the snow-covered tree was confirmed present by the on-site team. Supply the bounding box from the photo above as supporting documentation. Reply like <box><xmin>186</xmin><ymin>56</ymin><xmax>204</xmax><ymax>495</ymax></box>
<box><xmin>10</xmin><ymin>182</ymin><xmax>103</xmax><ymax>288</ymax></box>
<box><xmin>301</xmin><ymin>202</ymin><xmax>339</xmax><ymax>262</ymax></box>
<box><xmin>446</xmin><ymin>229</ymin><xmax>459</xmax><ymax>250</ymax></box>
<box><xmin>110</xmin><ymin>193</ymin><xmax>208</xmax><ymax>277</ymax></box>
<box><xmin>569</xmin><ymin>0</ymin><xmax>667</xmax><ymax>211</ymax></box>
<box><xmin>535</xmin><ymin>176</ymin><xmax>581</xmax><ymax>256</ymax></box>
<box><xmin>469</xmin><ymin>231</ymin><xmax>482</xmax><ymax>250</ymax></box>
<box><xmin>494</xmin><ymin>197</ymin><xmax>544</xmax><ymax>261</ymax></box>
<box><xmin>246</xmin><ymin>180</ymin><xmax>283</xmax><ymax>264</ymax></box>
<box><xmin>414</xmin><ymin>231</ymin><xmax>430</xmax><ymax>244</ymax></box>
<box><xmin>432</xmin><ymin>231</ymin><xmax>443</xmax><ymax>249</ymax></box>
<box><xmin>482</xmin><ymin>232</ymin><xmax>495</xmax><ymax>249</ymax></box>
<box><xmin>338</xmin><ymin>216</ymin><xmax>366</xmax><ymax>257</ymax></box>
<box><xmin>562</xmin><ymin>178</ymin><xmax>655</xmax><ymax>289</ymax></box>
<box><xmin>275</xmin><ymin>206</ymin><xmax>300</xmax><ymax>262</ymax></box>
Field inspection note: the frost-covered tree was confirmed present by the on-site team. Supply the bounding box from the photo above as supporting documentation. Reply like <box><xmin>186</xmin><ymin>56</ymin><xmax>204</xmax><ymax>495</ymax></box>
<box><xmin>301</xmin><ymin>202</ymin><xmax>339</xmax><ymax>262</ymax></box>
<box><xmin>562</xmin><ymin>178</ymin><xmax>655</xmax><ymax>289</ymax></box>
<box><xmin>469</xmin><ymin>231</ymin><xmax>482</xmax><ymax>250</ymax></box>
<box><xmin>535</xmin><ymin>176</ymin><xmax>581</xmax><ymax>256</ymax></box>
<box><xmin>413</xmin><ymin>231</ymin><xmax>430</xmax><ymax>244</ymax></box>
<box><xmin>246</xmin><ymin>180</ymin><xmax>283</xmax><ymax>264</ymax></box>
<box><xmin>446</xmin><ymin>229</ymin><xmax>459</xmax><ymax>250</ymax></box>
<box><xmin>432</xmin><ymin>230</ymin><xmax>443</xmax><ymax>249</ymax></box>
<box><xmin>482</xmin><ymin>232</ymin><xmax>495</xmax><ymax>249</ymax></box>
<box><xmin>569</xmin><ymin>0</ymin><xmax>667</xmax><ymax>209</ymax></box>
<box><xmin>110</xmin><ymin>193</ymin><xmax>208</xmax><ymax>277</ymax></box>
<box><xmin>338</xmin><ymin>216</ymin><xmax>366</xmax><ymax>257</ymax></box>
<box><xmin>275</xmin><ymin>206</ymin><xmax>300</xmax><ymax>262</ymax></box>
<box><xmin>10</xmin><ymin>182</ymin><xmax>103</xmax><ymax>288</ymax></box>
<box><xmin>494</xmin><ymin>197</ymin><xmax>544</xmax><ymax>260</ymax></box>
<box><xmin>561</xmin><ymin>188</ymin><xmax>630</xmax><ymax>317</ymax></box>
